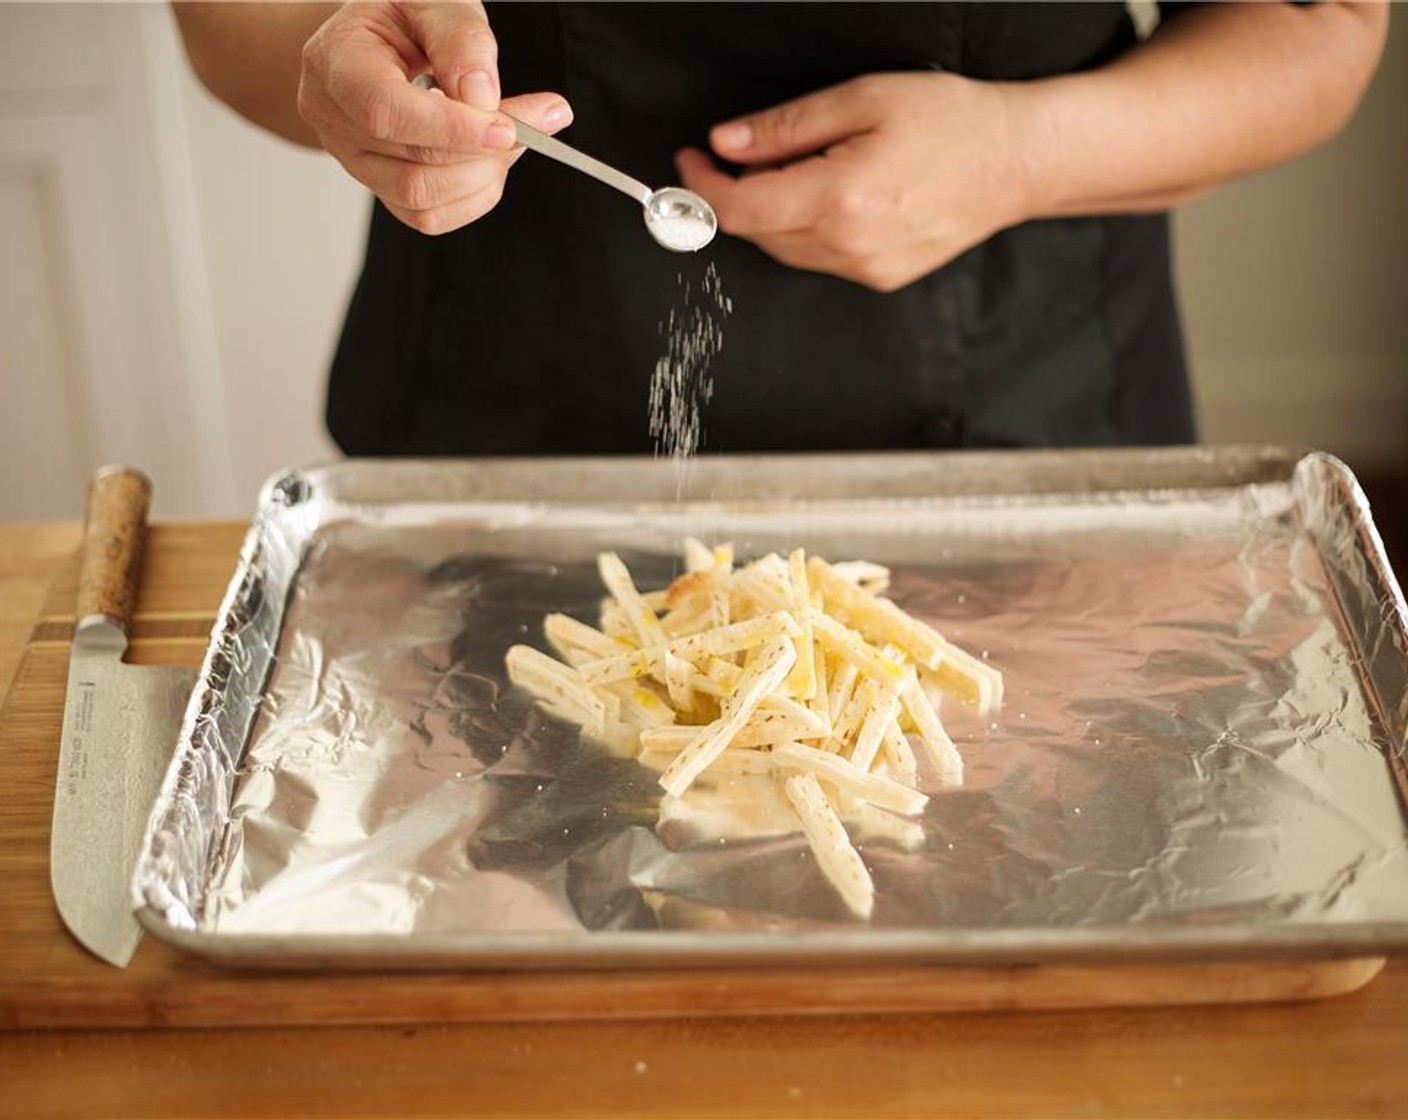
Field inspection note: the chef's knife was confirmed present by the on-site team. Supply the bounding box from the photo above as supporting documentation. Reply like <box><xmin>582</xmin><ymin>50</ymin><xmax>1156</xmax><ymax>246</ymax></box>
<box><xmin>51</xmin><ymin>466</ymin><xmax>194</xmax><ymax>967</ymax></box>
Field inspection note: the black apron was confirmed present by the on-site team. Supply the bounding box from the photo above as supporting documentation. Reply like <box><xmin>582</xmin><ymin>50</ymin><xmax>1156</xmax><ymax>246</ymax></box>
<box><xmin>327</xmin><ymin>2</ymin><xmax>1195</xmax><ymax>456</ymax></box>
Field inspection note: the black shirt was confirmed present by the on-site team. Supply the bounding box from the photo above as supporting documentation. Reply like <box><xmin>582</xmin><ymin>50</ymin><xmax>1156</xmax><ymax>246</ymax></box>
<box><xmin>327</xmin><ymin>2</ymin><xmax>1195</xmax><ymax>456</ymax></box>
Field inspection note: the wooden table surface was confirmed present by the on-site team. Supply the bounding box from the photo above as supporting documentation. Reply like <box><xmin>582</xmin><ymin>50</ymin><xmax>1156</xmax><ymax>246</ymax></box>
<box><xmin>2</xmin><ymin>520</ymin><xmax>1406</xmax><ymax>1119</ymax></box>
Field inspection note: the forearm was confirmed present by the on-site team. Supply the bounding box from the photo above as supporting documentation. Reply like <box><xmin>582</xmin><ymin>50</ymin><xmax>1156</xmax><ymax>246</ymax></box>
<box><xmin>1011</xmin><ymin>2</ymin><xmax>1389</xmax><ymax>217</ymax></box>
<box><xmin>172</xmin><ymin>2</ymin><xmax>338</xmax><ymax>148</ymax></box>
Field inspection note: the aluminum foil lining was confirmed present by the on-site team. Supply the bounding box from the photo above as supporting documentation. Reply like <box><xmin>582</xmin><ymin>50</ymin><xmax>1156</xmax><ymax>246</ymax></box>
<box><xmin>133</xmin><ymin>451</ymin><xmax>1408</xmax><ymax>961</ymax></box>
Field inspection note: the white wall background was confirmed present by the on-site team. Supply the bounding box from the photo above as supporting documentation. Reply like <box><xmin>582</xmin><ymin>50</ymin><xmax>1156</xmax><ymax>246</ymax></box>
<box><xmin>0</xmin><ymin>1</ymin><xmax>363</xmax><ymax>520</ymax></box>
<box><xmin>1175</xmin><ymin>11</ymin><xmax>1408</xmax><ymax>469</ymax></box>
<box><xmin>1</xmin><ymin>3</ymin><xmax>1404</xmax><ymax>520</ymax></box>
<box><xmin>178</xmin><ymin>48</ymin><xmax>361</xmax><ymax>506</ymax></box>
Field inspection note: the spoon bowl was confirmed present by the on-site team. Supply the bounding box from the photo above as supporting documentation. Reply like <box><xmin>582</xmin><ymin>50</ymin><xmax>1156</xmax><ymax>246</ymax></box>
<box><xmin>505</xmin><ymin>113</ymin><xmax>717</xmax><ymax>253</ymax></box>
<box><xmin>644</xmin><ymin>187</ymin><xmax>718</xmax><ymax>252</ymax></box>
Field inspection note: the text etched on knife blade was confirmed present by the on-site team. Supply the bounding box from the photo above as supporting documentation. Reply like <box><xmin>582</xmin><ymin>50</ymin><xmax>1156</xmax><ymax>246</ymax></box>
<box><xmin>64</xmin><ymin>681</ymin><xmax>96</xmax><ymax>798</ymax></box>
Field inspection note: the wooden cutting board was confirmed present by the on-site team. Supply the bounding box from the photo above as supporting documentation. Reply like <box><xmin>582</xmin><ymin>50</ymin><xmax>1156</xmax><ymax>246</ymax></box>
<box><xmin>0</xmin><ymin>522</ymin><xmax>1386</xmax><ymax>1031</ymax></box>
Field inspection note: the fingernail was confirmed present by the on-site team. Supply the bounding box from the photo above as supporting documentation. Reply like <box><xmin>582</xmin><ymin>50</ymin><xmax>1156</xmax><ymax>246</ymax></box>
<box><xmin>459</xmin><ymin>69</ymin><xmax>497</xmax><ymax>110</ymax></box>
<box><xmin>714</xmin><ymin>121</ymin><xmax>752</xmax><ymax>151</ymax></box>
<box><xmin>542</xmin><ymin>102</ymin><xmax>572</xmax><ymax>131</ymax></box>
<box><xmin>483</xmin><ymin>120</ymin><xmax>517</xmax><ymax>150</ymax></box>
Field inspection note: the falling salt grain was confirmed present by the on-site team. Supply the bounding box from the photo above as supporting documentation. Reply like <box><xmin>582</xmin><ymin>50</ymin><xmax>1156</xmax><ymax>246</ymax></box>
<box><xmin>634</xmin><ymin>1060</ymin><xmax>649</xmax><ymax>1074</ymax></box>
<box><xmin>648</xmin><ymin>261</ymin><xmax>731</xmax><ymax>463</ymax></box>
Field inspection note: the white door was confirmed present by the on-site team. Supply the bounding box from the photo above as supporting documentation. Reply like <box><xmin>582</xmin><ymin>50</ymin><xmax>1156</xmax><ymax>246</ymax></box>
<box><xmin>0</xmin><ymin>2</ymin><xmax>363</xmax><ymax>521</ymax></box>
<box><xmin>0</xmin><ymin>2</ymin><xmax>238</xmax><ymax>519</ymax></box>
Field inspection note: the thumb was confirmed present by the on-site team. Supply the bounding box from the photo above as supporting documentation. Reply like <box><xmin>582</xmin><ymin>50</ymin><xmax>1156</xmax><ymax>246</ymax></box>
<box><xmin>404</xmin><ymin>1</ymin><xmax>500</xmax><ymax>111</ymax></box>
<box><xmin>501</xmin><ymin>91</ymin><xmax>574</xmax><ymax>135</ymax></box>
<box><xmin>710</xmin><ymin>82</ymin><xmax>871</xmax><ymax>165</ymax></box>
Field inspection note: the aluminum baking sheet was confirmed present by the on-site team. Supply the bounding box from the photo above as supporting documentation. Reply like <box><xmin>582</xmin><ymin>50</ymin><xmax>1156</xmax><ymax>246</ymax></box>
<box><xmin>133</xmin><ymin>448</ymin><xmax>1408</xmax><ymax>968</ymax></box>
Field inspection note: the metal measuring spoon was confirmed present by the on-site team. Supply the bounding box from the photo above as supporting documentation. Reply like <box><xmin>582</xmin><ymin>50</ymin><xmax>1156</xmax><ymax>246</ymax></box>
<box><xmin>508</xmin><ymin>115</ymin><xmax>717</xmax><ymax>252</ymax></box>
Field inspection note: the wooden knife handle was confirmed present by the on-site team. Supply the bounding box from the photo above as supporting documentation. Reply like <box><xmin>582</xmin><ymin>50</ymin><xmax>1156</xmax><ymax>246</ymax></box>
<box><xmin>74</xmin><ymin>466</ymin><xmax>153</xmax><ymax>633</ymax></box>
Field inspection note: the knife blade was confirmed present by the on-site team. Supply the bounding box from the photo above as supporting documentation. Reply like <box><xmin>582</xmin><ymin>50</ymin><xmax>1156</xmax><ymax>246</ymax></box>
<box><xmin>51</xmin><ymin>466</ymin><xmax>194</xmax><ymax>967</ymax></box>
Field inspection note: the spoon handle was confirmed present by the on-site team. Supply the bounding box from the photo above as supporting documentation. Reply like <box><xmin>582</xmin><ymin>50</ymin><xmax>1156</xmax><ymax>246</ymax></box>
<box><xmin>506</xmin><ymin>114</ymin><xmax>653</xmax><ymax>206</ymax></box>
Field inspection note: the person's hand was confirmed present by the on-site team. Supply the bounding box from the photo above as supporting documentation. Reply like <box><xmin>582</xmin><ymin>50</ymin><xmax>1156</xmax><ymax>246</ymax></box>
<box><xmin>298</xmin><ymin>1</ymin><xmax>571</xmax><ymax>235</ymax></box>
<box><xmin>677</xmin><ymin>72</ymin><xmax>1032</xmax><ymax>292</ymax></box>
